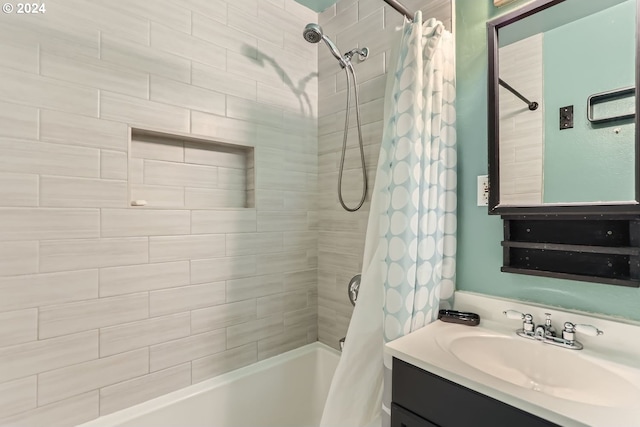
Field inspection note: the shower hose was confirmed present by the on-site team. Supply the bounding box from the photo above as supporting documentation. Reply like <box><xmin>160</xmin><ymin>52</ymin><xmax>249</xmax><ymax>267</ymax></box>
<box><xmin>338</xmin><ymin>61</ymin><xmax>368</xmax><ymax>212</ymax></box>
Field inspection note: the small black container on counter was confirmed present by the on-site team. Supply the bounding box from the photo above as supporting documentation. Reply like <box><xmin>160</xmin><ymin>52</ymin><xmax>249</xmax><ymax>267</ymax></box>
<box><xmin>437</xmin><ymin>309</ymin><xmax>480</xmax><ymax>326</ymax></box>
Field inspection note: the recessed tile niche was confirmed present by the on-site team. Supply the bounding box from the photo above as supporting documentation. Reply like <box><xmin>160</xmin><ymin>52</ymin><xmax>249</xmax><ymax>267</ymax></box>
<box><xmin>129</xmin><ymin>129</ymin><xmax>254</xmax><ymax>209</ymax></box>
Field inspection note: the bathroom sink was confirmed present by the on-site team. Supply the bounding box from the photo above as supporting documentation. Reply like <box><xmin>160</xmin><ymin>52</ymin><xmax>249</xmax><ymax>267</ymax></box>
<box><xmin>385</xmin><ymin>294</ymin><xmax>640</xmax><ymax>427</ymax></box>
<box><xmin>444</xmin><ymin>334</ymin><xmax>640</xmax><ymax>407</ymax></box>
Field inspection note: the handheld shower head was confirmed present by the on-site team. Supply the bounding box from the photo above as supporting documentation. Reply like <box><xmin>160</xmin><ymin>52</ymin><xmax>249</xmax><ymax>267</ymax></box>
<box><xmin>303</xmin><ymin>23</ymin><xmax>323</xmax><ymax>44</ymax></box>
<box><xmin>303</xmin><ymin>23</ymin><xmax>346</xmax><ymax>68</ymax></box>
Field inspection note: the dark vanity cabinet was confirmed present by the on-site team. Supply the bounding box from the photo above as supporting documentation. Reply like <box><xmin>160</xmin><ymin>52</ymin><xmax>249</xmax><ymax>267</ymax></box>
<box><xmin>391</xmin><ymin>358</ymin><xmax>560</xmax><ymax>427</ymax></box>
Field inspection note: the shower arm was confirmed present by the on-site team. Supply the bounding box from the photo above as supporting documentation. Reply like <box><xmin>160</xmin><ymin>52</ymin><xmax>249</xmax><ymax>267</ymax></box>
<box><xmin>383</xmin><ymin>0</ymin><xmax>415</xmax><ymax>21</ymax></box>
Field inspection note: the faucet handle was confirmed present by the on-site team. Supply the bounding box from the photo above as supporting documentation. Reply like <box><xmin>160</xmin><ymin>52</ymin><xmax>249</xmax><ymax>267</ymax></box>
<box><xmin>503</xmin><ymin>310</ymin><xmax>534</xmax><ymax>333</ymax></box>
<box><xmin>503</xmin><ymin>310</ymin><xmax>525</xmax><ymax>320</ymax></box>
<box><xmin>563</xmin><ymin>322</ymin><xmax>575</xmax><ymax>333</ymax></box>
<box><xmin>574</xmin><ymin>323</ymin><xmax>604</xmax><ymax>337</ymax></box>
<box><xmin>562</xmin><ymin>322</ymin><xmax>603</xmax><ymax>343</ymax></box>
<box><xmin>503</xmin><ymin>310</ymin><xmax>533</xmax><ymax>322</ymax></box>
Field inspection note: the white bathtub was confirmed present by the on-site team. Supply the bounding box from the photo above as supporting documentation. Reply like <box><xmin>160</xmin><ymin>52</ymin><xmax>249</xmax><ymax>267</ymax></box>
<box><xmin>78</xmin><ymin>343</ymin><xmax>340</xmax><ymax>427</ymax></box>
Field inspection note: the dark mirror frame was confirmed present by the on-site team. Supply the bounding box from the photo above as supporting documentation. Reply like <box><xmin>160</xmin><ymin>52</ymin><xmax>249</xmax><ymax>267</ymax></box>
<box><xmin>487</xmin><ymin>0</ymin><xmax>640</xmax><ymax>216</ymax></box>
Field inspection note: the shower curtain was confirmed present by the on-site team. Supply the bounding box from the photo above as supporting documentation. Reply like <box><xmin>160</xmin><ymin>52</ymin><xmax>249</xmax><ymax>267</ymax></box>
<box><xmin>320</xmin><ymin>12</ymin><xmax>456</xmax><ymax>427</ymax></box>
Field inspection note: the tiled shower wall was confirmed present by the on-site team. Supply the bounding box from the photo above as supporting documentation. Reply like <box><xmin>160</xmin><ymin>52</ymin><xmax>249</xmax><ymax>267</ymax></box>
<box><xmin>0</xmin><ymin>0</ymin><xmax>318</xmax><ymax>425</ymax></box>
<box><xmin>498</xmin><ymin>34</ymin><xmax>544</xmax><ymax>205</ymax></box>
<box><xmin>317</xmin><ymin>0</ymin><xmax>452</xmax><ymax>348</ymax></box>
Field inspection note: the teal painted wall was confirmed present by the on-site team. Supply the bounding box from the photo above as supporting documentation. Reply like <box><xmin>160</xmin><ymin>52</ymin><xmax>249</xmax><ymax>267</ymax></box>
<box><xmin>294</xmin><ymin>0</ymin><xmax>337</xmax><ymax>12</ymax></box>
<box><xmin>543</xmin><ymin>1</ymin><xmax>635</xmax><ymax>203</ymax></box>
<box><xmin>455</xmin><ymin>0</ymin><xmax>640</xmax><ymax>320</ymax></box>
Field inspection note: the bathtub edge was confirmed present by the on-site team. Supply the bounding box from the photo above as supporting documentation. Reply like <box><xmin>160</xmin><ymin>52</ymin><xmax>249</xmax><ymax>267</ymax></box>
<box><xmin>76</xmin><ymin>342</ymin><xmax>338</xmax><ymax>427</ymax></box>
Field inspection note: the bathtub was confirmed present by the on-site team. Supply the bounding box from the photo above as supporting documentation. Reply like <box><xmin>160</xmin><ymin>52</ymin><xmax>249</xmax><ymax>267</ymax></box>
<box><xmin>78</xmin><ymin>343</ymin><xmax>340</xmax><ymax>427</ymax></box>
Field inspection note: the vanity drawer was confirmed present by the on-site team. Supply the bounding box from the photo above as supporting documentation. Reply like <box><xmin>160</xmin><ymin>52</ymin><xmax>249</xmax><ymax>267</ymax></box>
<box><xmin>391</xmin><ymin>403</ymin><xmax>439</xmax><ymax>427</ymax></box>
<box><xmin>392</xmin><ymin>358</ymin><xmax>560</xmax><ymax>427</ymax></box>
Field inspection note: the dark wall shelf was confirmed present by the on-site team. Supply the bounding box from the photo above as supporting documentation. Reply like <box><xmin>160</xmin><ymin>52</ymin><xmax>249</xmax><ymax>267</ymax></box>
<box><xmin>502</xmin><ymin>217</ymin><xmax>640</xmax><ymax>287</ymax></box>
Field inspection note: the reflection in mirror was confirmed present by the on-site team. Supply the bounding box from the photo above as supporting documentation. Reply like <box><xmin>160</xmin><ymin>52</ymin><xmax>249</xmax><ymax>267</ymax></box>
<box><xmin>497</xmin><ymin>0</ymin><xmax>636</xmax><ymax>206</ymax></box>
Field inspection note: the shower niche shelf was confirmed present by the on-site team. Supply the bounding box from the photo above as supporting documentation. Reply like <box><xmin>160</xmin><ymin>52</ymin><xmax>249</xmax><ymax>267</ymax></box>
<box><xmin>129</xmin><ymin>128</ymin><xmax>254</xmax><ymax>209</ymax></box>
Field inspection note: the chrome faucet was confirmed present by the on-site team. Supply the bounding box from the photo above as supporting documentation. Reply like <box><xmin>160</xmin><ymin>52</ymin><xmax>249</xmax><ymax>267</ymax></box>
<box><xmin>503</xmin><ymin>310</ymin><xmax>603</xmax><ymax>350</ymax></box>
<box><xmin>534</xmin><ymin>325</ymin><xmax>546</xmax><ymax>340</ymax></box>
<box><xmin>534</xmin><ymin>313</ymin><xmax>556</xmax><ymax>340</ymax></box>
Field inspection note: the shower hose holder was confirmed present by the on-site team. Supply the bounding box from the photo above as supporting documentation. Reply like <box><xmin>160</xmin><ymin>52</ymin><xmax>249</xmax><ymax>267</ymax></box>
<box><xmin>343</xmin><ymin>47</ymin><xmax>369</xmax><ymax>63</ymax></box>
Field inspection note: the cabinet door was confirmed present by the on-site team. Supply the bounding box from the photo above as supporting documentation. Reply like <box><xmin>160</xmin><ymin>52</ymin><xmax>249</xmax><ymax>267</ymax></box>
<box><xmin>391</xmin><ymin>403</ymin><xmax>440</xmax><ymax>427</ymax></box>
<box><xmin>392</xmin><ymin>358</ymin><xmax>560</xmax><ymax>427</ymax></box>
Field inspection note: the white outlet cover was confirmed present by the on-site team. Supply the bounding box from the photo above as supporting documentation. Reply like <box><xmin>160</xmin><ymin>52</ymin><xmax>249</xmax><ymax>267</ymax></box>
<box><xmin>477</xmin><ymin>175</ymin><xmax>489</xmax><ymax>206</ymax></box>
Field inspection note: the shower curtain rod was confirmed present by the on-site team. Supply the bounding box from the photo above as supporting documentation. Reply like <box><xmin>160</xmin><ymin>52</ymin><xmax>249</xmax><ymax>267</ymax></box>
<box><xmin>383</xmin><ymin>0</ymin><xmax>415</xmax><ymax>21</ymax></box>
<box><xmin>499</xmin><ymin>78</ymin><xmax>539</xmax><ymax>111</ymax></box>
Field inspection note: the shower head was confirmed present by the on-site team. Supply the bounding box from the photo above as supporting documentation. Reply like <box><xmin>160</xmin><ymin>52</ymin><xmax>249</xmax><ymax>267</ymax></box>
<box><xmin>303</xmin><ymin>23</ymin><xmax>323</xmax><ymax>44</ymax></box>
<box><xmin>303</xmin><ymin>23</ymin><xmax>346</xmax><ymax>67</ymax></box>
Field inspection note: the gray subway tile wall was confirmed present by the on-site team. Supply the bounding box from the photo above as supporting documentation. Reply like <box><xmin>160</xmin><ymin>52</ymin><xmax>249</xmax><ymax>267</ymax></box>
<box><xmin>191</xmin><ymin>343</ymin><xmax>258</xmax><ymax>383</ymax></box>
<box><xmin>99</xmin><ymin>363</ymin><xmax>192</xmax><ymax>415</ymax></box>
<box><xmin>0</xmin><ymin>310</ymin><xmax>37</xmax><ymax>348</ymax></box>
<box><xmin>0</xmin><ymin>0</ymin><xmax>318</xmax><ymax>424</ymax></box>
<box><xmin>36</xmin><ymin>348</ymin><xmax>150</xmax><ymax>406</ymax></box>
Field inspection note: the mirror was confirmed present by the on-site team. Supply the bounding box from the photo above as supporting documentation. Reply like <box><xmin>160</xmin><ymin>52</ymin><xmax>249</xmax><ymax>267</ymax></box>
<box><xmin>488</xmin><ymin>0</ymin><xmax>639</xmax><ymax>213</ymax></box>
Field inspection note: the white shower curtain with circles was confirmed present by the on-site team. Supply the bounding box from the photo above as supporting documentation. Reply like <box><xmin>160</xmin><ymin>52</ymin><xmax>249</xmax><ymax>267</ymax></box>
<box><xmin>320</xmin><ymin>12</ymin><xmax>456</xmax><ymax>427</ymax></box>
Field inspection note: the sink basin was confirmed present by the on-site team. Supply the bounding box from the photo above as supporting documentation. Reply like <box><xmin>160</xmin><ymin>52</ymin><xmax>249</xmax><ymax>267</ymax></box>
<box><xmin>445</xmin><ymin>334</ymin><xmax>640</xmax><ymax>407</ymax></box>
<box><xmin>385</xmin><ymin>294</ymin><xmax>640</xmax><ymax>427</ymax></box>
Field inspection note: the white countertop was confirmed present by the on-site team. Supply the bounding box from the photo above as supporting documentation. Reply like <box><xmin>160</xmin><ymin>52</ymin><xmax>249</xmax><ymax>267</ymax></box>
<box><xmin>384</xmin><ymin>292</ymin><xmax>640</xmax><ymax>427</ymax></box>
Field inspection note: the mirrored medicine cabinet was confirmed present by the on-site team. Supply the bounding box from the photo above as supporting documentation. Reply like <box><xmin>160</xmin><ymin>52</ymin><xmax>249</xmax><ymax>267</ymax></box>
<box><xmin>487</xmin><ymin>0</ymin><xmax>640</xmax><ymax>287</ymax></box>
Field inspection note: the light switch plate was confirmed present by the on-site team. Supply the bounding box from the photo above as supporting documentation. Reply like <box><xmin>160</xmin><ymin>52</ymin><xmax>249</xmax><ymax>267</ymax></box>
<box><xmin>560</xmin><ymin>105</ymin><xmax>574</xmax><ymax>130</ymax></box>
<box><xmin>477</xmin><ymin>175</ymin><xmax>489</xmax><ymax>206</ymax></box>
